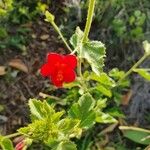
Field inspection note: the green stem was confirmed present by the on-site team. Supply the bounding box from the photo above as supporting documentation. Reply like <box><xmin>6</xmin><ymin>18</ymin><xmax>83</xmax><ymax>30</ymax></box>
<box><xmin>5</xmin><ymin>132</ymin><xmax>21</xmax><ymax>139</ymax></box>
<box><xmin>117</xmin><ymin>53</ymin><xmax>149</xmax><ymax>84</ymax></box>
<box><xmin>78</xmin><ymin>57</ymin><xmax>82</xmax><ymax>78</ymax></box>
<box><xmin>77</xmin><ymin>57</ymin><xmax>88</xmax><ymax>92</ymax></box>
<box><xmin>51</xmin><ymin>21</ymin><xmax>72</xmax><ymax>52</ymax></box>
<box><xmin>82</xmin><ymin>0</ymin><xmax>96</xmax><ymax>43</ymax></box>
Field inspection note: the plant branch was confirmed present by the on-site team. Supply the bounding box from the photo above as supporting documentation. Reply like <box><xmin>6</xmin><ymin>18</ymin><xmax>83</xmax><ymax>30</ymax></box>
<box><xmin>39</xmin><ymin>92</ymin><xmax>61</xmax><ymax>101</ymax></box>
<box><xmin>117</xmin><ymin>53</ymin><xmax>149</xmax><ymax>84</ymax></box>
<box><xmin>82</xmin><ymin>0</ymin><xmax>96</xmax><ymax>43</ymax></box>
<box><xmin>5</xmin><ymin>133</ymin><xmax>21</xmax><ymax>139</ymax></box>
<box><xmin>51</xmin><ymin>21</ymin><xmax>73</xmax><ymax>52</ymax></box>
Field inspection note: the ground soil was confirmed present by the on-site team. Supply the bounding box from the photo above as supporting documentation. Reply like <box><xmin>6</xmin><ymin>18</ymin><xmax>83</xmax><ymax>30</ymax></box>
<box><xmin>0</xmin><ymin>19</ymin><xmax>69</xmax><ymax>135</ymax></box>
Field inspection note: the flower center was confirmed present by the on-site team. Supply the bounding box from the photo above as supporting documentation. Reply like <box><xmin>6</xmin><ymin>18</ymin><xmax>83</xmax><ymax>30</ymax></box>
<box><xmin>56</xmin><ymin>71</ymin><xmax>63</xmax><ymax>81</ymax></box>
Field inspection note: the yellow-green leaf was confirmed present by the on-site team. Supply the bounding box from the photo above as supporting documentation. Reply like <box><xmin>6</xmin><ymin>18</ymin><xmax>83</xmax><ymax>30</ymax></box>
<box><xmin>134</xmin><ymin>68</ymin><xmax>150</xmax><ymax>81</ymax></box>
<box><xmin>119</xmin><ymin>126</ymin><xmax>150</xmax><ymax>145</ymax></box>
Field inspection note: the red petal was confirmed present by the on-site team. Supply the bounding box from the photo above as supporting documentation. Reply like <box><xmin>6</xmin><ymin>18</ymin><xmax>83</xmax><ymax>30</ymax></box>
<box><xmin>15</xmin><ymin>141</ymin><xmax>24</xmax><ymax>150</ymax></box>
<box><xmin>63</xmin><ymin>68</ymin><xmax>76</xmax><ymax>83</ymax></box>
<box><xmin>47</xmin><ymin>53</ymin><xmax>63</xmax><ymax>64</ymax></box>
<box><xmin>50</xmin><ymin>75</ymin><xmax>63</xmax><ymax>87</ymax></box>
<box><xmin>40</xmin><ymin>63</ymin><xmax>53</xmax><ymax>77</ymax></box>
<box><xmin>64</xmin><ymin>55</ymin><xmax>77</xmax><ymax>69</ymax></box>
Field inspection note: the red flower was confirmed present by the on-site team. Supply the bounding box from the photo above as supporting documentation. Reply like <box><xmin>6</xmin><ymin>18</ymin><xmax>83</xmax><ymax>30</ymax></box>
<box><xmin>40</xmin><ymin>53</ymin><xmax>77</xmax><ymax>87</ymax></box>
<box><xmin>15</xmin><ymin>141</ymin><xmax>25</xmax><ymax>150</ymax></box>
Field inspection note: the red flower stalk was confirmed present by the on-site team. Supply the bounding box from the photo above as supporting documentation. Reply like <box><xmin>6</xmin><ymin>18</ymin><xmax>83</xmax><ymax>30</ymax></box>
<box><xmin>40</xmin><ymin>53</ymin><xmax>77</xmax><ymax>87</ymax></box>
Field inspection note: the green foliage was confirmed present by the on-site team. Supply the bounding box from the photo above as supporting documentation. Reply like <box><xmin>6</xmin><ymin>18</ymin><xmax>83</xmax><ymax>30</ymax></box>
<box><xmin>82</xmin><ymin>41</ymin><xmax>106</xmax><ymax>75</ymax></box>
<box><xmin>0</xmin><ymin>136</ymin><xmax>14</xmax><ymax>150</ymax></box>
<box><xmin>45</xmin><ymin>10</ymin><xmax>55</xmax><ymax>23</ymax></box>
<box><xmin>96</xmin><ymin>112</ymin><xmax>117</xmax><ymax>123</ymax></box>
<box><xmin>90</xmin><ymin>73</ymin><xmax>116</xmax><ymax>87</ymax></box>
<box><xmin>18</xmin><ymin>99</ymin><xmax>82</xmax><ymax>149</ymax></box>
<box><xmin>8</xmin><ymin>0</ymin><xmax>49</xmax><ymax>24</ymax></box>
<box><xmin>2</xmin><ymin>0</ymin><xmax>150</xmax><ymax>150</ymax></box>
<box><xmin>0</xmin><ymin>0</ymin><xmax>50</xmax><ymax>51</ymax></box>
<box><xmin>0</xmin><ymin>0</ymin><xmax>13</xmax><ymax>17</ymax></box>
<box><xmin>53</xmin><ymin>141</ymin><xmax>77</xmax><ymax>150</ymax></box>
<box><xmin>61</xmin><ymin>0</ymin><xmax>149</xmax><ymax>42</ymax></box>
<box><xmin>133</xmin><ymin>68</ymin><xmax>150</xmax><ymax>81</ymax></box>
<box><xmin>0</xmin><ymin>27</ymin><xmax>30</xmax><ymax>51</ymax></box>
<box><xmin>143</xmin><ymin>40</ymin><xmax>150</xmax><ymax>55</ymax></box>
<box><xmin>119</xmin><ymin>126</ymin><xmax>150</xmax><ymax>145</ymax></box>
<box><xmin>70</xmin><ymin>27</ymin><xmax>84</xmax><ymax>49</ymax></box>
<box><xmin>69</xmin><ymin>93</ymin><xmax>96</xmax><ymax>128</ymax></box>
<box><xmin>70</xmin><ymin>27</ymin><xmax>106</xmax><ymax>75</ymax></box>
<box><xmin>0</xmin><ymin>27</ymin><xmax>8</xmax><ymax>39</ymax></box>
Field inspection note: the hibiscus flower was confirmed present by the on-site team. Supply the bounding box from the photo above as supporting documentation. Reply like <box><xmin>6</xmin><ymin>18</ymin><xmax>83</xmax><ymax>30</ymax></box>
<box><xmin>40</xmin><ymin>53</ymin><xmax>77</xmax><ymax>87</ymax></box>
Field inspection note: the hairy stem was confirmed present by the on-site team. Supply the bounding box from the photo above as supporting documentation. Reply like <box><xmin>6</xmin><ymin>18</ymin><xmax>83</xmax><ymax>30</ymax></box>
<box><xmin>51</xmin><ymin>21</ymin><xmax>72</xmax><ymax>52</ymax></box>
<box><xmin>82</xmin><ymin>0</ymin><xmax>96</xmax><ymax>43</ymax></box>
<box><xmin>117</xmin><ymin>53</ymin><xmax>149</xmax><ymax>84</ymax></box>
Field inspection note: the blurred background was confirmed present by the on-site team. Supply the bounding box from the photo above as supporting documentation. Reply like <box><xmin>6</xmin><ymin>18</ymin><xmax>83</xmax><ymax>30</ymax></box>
<box><xmin>0</xmin><ymin>0</ymin><xmax>150</xmax><ymax>149</ymax></box>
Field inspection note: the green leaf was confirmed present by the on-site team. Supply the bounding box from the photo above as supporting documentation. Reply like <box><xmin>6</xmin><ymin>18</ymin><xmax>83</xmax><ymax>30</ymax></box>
<box><xmin>106</xmin><ymin>107</ymin><xmax>125</xmax><ymax>118</ymax></box>
<box><xmin>109</xmin><ymin>68</ymin><xmax>130</xmax><ymax>87</ymax></box>
<box><xmin>55</xmin><ymin>141</ymin><xmax>77</xmax><ymax>150</ymax></box>
<box><xmin>95</xmin><ymin>98</ymin><xmax>107</xmax><ymax>110</ymax></box>
<box><xmin>80</xmin><ymin>111</ymin><xmax>95</xmax><ymax>128</ymax></box>
<box><xmin>109</xmin><ymin>68</ymin><xmax>125</xmax><ymax>79</ymax></box>
<box><xmin>143</xmin><ymin>40</ymin><xmax>150</xmax><ymax>55</ymax></box>
<box><xmin>96</xmin><ymin>85</ymin><xmax>112</xmax><ymax>98</ymax></box>
<box><xmin>119</xmin><ymin>126</ymin><xmax>150</xmax><ymax>145</ymax></box>
<box><xmin>0</xmin><ymin>27</ymin><xmax>8</xmax><ymax>39</ymax></box>
<box><xmin>133</xmin><ymin>68</ymin><xmax>150</xmax><ymax>81</ymax></box>
<box><xmin>29</xmin><ymin>99</ymin><xmax>55</xmax><ymax>120</ymax></box>
<box><xmin>63</xmin><ymin>81</ymin><xmax>80</xmax><ymax>89</ymax></box>
<box><xmin>0</xmin><ymin>137</ymin><xmax>14</xmax><ymax>150</ymax></box>
<box><xmin>78</xmin><ymin>93</ymin><xmax>95</xmax><ymax>111</ymax></box>
<box><xmin>69</xmin><ymin>93</ymin><xmax>96</xmax><ymax>128</ymax></box>
<box><xmin>90</xmin><ymin>73</ymin><xmax>116</xmax><ymax>87</ymax></box>
<box><xmin>45</xmin><ymin>10</ymin><xmax>55</xmax><ymax>22</ymax></box>
<box><xmin>70</xmin><ymin>27</ymin><xmax>84</xmax><ymax>48</ymax></box>
<box><xmin>96</xmin><ymin>112</ymin><xmax>117</xmax><ymax>124</ymax></box>
<box><xmin>82</xmin><ymin>41</ymin><xmax>106</xmax><ymax>75</ymax></box>
<box><xmin>58</xmin><ymin>118</ymin><xmax>82</xmax><ymax>138</ymax></box>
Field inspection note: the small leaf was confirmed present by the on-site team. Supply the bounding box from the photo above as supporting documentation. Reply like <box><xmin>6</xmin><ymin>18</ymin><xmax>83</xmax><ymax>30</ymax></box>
<box><xmin>0</xmin><ymin>137</ymin><xmax>14</xmax><ymax>150</ymax></box>
<box><xmin>8</xmin><ymin>59</ymin><xmax>28</xmax><ymax>73</ymax></box>
<box><xmin>78</xmin><ymin>93</ymin><xmax>95</xmax><ymax>111</ymax></box>
<box><xmin>63</xmin><ymin>81</ymin><xmax>80</xmax><ymax>89</ymax></box>
<box><xmin>70</xmin><ymin>27</ymin><xmax>84</xmax><ymax>48</ymax></box>
<box><xmin>109</xmin><ymin>68</ymin><xmax>125</xmax><ymax>80</ymax></box>
<box><xmin>96</xmin><ymin>85</ymin><xmax>112</xmax><ymax>97</ymax></box>
<box><xmin>29</xmin><ymin>99</ymin><xmax>55</xmax><ymax>120</ymax></box>
<box><xmin>95</xmin><ymin>98</ymin><xmax>107</xmax><ymax>110</ymax></box>
<box><xmin>119</xmin><ymin>126</ymin><xmax>150</xmax><ymax>145</ymax></box>
<box><xmin>82</xmin><ymin>41</ymin><xmax>106</xmax><ymax>75</ymax></box>
<box><xmin>80</xmin><ymin>111</ymin><xmax>95</xmax><ymax>128</ymax></box>
<box><xmin>45</xmin><ymin>11</ymin><xmax>55</xmax><ymax>22</ymax></box>
<box><xmin>96</xmin><ymin>112</ymin><xmax>117</xmax><ymax>124</ymax></box>
<box><xmin>106</xmin><ymin>107</ymin><xmax>125</xmax><ymax>118</ymax></box>
<box><xmin>29</xmin><ymin>99</ymin><xmax>44</xmax><ymax>119</ymax></box>
<box><xmin>133</xmin><ymin>68</ymin><xmax>150</xmax><ymax>81</ymax></box>
<box><xmin>143</xmin><ymin>40</ymin><xmax>150</xmax><ymax>55</ymax></box>
<box><xmin>58</xmin><ymin>118</ymin><xmax>82</xmax><ymax>138</ymax></box>
<box><xmin>90</xmin><ymin>73</ymin><xmax>116</xmax><ymax>87</ymax></box>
